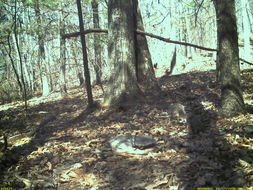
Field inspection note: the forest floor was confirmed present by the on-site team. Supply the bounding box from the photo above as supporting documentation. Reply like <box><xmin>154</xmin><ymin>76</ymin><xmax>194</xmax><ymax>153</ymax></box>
<box><xmin>1</xmin><ymin>69</ymin><xmax>253</xmax><ymax>190</ymax></box>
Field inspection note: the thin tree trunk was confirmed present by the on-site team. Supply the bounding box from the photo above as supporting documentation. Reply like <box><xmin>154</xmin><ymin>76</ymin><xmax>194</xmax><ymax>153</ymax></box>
<box><xmin>6</xmin><ymin>33</ymin><xmax>23</xmax><ymax>94</ymax></box>
<box><xmin>185</xmin><ymin>9</ymin><xmax>192</xmax><ymax>58</ymax></box>
<box><xmin>34</xmin><ymin>0</ymin><xmax>50</xmax><ymax>96</ymax></box>
<box><xmin>45</xmin><ymin>45</ymin><xmax>54</xmax><ymax>92</ymax></box>
<box><xmin>21</xmin><ymin>7</ymin><xmax>34</xmax><ymax>94</ymax></box>
<box><xmin>76</xmin><ymin>0</ymin><xmax>94</xmax><ymax>107</ymax></box>
<box><xmin>70</xmin><ymin>39</ymin><xmax>84</xmax><ymax>86</ymax></box>
<box><xmin>59</xmin><ymin>4</ymin><xmax>67</xmax><ymax>95</ymax></box>
<box><xmin>14</xmin><ymin>0</ymin><xmax>28</xmax><ymax>109</ymax></box>
<box><xmin>182</xmin><ymin>17</ymin><xmax>188</xmax><ymax>57</ymax></box>
<box><xmin>242</xmin><ymin>0</ymin><xmax>251</xmax><ymax>62</ymax></box>
<box><xmin>92</xmin><ymin>0</ymin><xmax>103</xmax><ymax>86</ymax></box>
<box><xmin>214</xmin><ymin>0</ymin><xmax>244</xmax><ymax>117</ymax></box>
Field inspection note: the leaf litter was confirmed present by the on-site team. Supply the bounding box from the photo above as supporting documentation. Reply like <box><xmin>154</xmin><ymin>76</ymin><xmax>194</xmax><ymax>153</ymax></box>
<box><xmin>0</xmin><ymin>70</ymin><xmax>253</xmax><ymax>189</ymax></box>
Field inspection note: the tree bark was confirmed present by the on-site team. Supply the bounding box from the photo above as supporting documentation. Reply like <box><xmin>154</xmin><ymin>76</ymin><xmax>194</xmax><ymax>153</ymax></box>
<box><xmin>133</xmin><ymin>0</ymin><xmax>159</xmax><ymax>93</ymax></box>
<box><xmin>70</xmin><ymin>39</ymin><xmax>84</xmax><ymax>86</ymax></box>
<box><xmin>76</xmin><ymin>0</ymin><xmax>94</xmax><ymax>107</ymax></box>
<box><xmin>6</xmin><ymin>33</ymin><xmax>23</xmax><ymax>94</ymax></box>
<box><xmin>103</xmin><ymin>0</ymin><xmax>140</xmax><ymax>106</ymax></box>
<box><xmin>214</xmin><ymin>0</ymin><xmax>244</xmax><ymax>117</ymax></box>
<box><xmin>14</xmin><ymin>0</ymin><xmax>27</xmax><ymax>109</ymax></box>
<box><xmin>34</xmin><ymin>0</ymin><xmax>50</xmax><ymax>96</ymax></box>
<box><xmin>242</xmin><ymin>0</ymin><xmax>251</xmax><ymax>62</ymax></box>
<box><xmin>59</xmin><ymin>4</ymin><xmax>67</xmax><ymax>95</ymax></box>
<box><xmin>91</xmin><ymin>0</ymin><xmax>103</xmax><ymax>86</ymax></box>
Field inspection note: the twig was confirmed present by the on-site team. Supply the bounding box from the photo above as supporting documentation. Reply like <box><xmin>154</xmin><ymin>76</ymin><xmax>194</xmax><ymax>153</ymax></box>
<box><xmin>240</xmin><ymin>58</ymin><xmax>253</xmax><ymax>65</ymax></box>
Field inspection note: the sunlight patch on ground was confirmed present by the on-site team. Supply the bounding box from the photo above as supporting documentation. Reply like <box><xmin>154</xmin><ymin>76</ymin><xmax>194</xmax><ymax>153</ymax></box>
<box><xmin>0</xmin><ymin>91</ymin><xmax>65</xmax><ymax>111</ymax></box>
<box><xmin>12</xmin><ymin>137</ymin><xmax>32</xmax><ymax>147</ymax></box>
<box><xmin>200</xmin><ymin>101</ymin><xmax>216</xmax><ymax>110</ymax></box>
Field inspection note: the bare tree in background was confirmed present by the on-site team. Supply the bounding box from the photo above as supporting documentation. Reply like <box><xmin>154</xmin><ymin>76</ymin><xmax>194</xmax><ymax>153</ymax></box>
<box><xmin>59</xmin><ymin>3</ymin><xmax>67</xmax><ymax>95</ymax></box>
<box><xmin>34</xmin><ymin>0</ymin><xmax>50</xmax><ymax>96</ymax></box>
<box><xmin>92</xmin><ymin>0</ymin><xmax>103</xmax><ymax>86</ymax></box>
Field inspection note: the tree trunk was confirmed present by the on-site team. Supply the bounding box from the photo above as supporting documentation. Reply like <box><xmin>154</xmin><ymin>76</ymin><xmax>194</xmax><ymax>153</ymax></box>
<box><xmin>70</xmin><ymin>39</ymin><xmax>84</xmax><ymax>86</ymax></box>
<box><xmin>76</xmin><ymin>0</ymin><xmax>94</xmax><ymax>107</ymax></box>
<box><xmin>6</xmin><ymin>33</ymin><xmax>23</xmax><ymax>94</ymax></box>
<box><xmin>133</xmin><ymin>0</ymin><xmax>159</xmax><ymax>93</ymax></box>
<box><xmin>91</xmin><ymin>0</ymin><xmax>103</xmax><ymax>86</ymax></box>
<box><xmin>34</xmin><ymin>1</ymin><xmax>50</xmax><ymax>96</ymax></box>
<box><xmin>14</xmin><ymin>0</ymin><xmax>27</xmax><ymax>109</ymax></box>
<box><xmin>185</xmin><ymin>8</ymin><xmax>192</xmax><ymax>58</ymax></box>
<box><xmin>103</xmin><ymin>0</ymin><xmax>140</xmax><ymax>106</ymax></box>
<box><xmin>59</xmin><ymin>4</ymin><xmax>67</xmax><ymax>95</ymax></box>
<box><xmin>214</xmin><ymin>0</ymin><xmax>244</xmax><ymax>117</ymax></box>
<box><xmin>242</xmin><ymin>0</ymin><xmax>251</xmax><ymax>62</ymax></box>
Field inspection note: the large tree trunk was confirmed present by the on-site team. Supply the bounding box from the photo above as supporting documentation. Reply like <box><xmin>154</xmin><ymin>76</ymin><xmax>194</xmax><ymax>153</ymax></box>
<box><xmin>103</xmin><ymin>0</ymin><xmax>140</xmax><ymax>106</ymax></box>
<box><xmin>91</xmin><ymin>0</ymin><xmax>103</xmax><ymax>86</ymax></box>
<box><xmin>133</xmin><ymin>0</ymin><xmax>159</xmax><ymax>93</ymax></box>
<box><xmin>214</xmin><ymin>0</ymin><xmax>244</xmax><ymax>117</ymax></box>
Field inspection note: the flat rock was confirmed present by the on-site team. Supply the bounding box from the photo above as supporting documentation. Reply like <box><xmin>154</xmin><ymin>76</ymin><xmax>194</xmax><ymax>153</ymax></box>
<box><xmin>109</xmin><ymin>134</ymin><xmax>157</xmax><ymax>154</ymax></box>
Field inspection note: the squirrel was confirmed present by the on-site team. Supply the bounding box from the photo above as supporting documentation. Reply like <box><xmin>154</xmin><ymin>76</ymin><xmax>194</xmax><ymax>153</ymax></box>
<box><xmin>168</xmin><ymin>103</ymin><xmax>187</xmax><ymax>124</ymax></box>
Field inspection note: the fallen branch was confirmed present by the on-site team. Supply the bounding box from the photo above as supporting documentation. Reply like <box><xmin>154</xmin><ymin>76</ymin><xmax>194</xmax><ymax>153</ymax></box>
<box><xmin>62</xmin><ymin>28</ymin><xmax>253</xmax><ymax>66</ymax></box>
<box><xmin>136</xmin><ymin>30</ymin><xmax>218</xmax><ymax>52</ymax></box>
<box><xmin>239</xmin><ymin>58</ymin><xmax>253</xmax><ymax>66</ymax></box>
<box><xmin>62</xmin><ymin>29</ymin><xmax>107</xmax><ymax>39</ymax></box>
<box><xmin>63</xmin><ymin>28</ymin><xmax>218</xmax><ymax>52</ymax></box>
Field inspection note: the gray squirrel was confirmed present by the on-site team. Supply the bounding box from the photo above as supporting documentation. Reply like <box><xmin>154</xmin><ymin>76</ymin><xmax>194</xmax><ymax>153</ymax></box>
<box><xmin>167</xmin><ymin>103</ymin><xmax>205</xmax><ymax>133</ymax></box>
<box><xmin>168</xmin><ymin>103</ymin><xmax>187</xmax><ymax>124</ymax></box>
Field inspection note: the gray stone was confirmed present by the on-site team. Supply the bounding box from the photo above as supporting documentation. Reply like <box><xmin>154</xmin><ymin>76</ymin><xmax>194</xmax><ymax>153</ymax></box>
<box><xmin>109</xmin><ymin>134</ymin><xmax>157</xmax><ymax>154</ymax></box>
